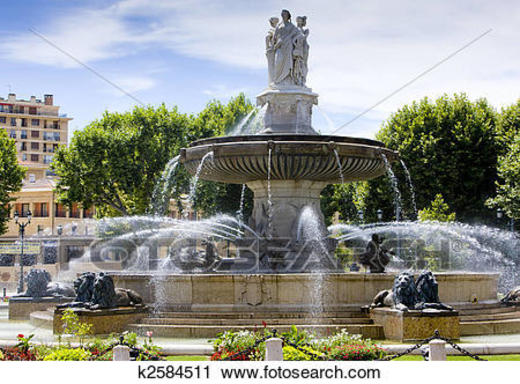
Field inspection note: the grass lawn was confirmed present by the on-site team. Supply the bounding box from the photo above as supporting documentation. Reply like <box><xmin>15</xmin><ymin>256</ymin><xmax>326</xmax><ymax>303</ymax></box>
<box><xmin>394</xmin><ymin>354</ymin><xmax>520</xmax><ymax>361</ymax></box>
<box><xmin>165</xmin><ymin>355</ymin><xmax>210</xmax><ymax>361</ymax></box>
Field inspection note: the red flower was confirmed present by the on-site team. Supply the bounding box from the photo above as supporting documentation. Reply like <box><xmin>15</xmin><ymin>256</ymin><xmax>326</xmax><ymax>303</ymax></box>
<box><xmin>262</xmin><ymin>321</ymin><xmax>267</xmax><ymax>328</ymax></box>
<box><xmin>17</xmin><ymin>334</ymin><xmax>24</xmax><ymax>339</ymax></box>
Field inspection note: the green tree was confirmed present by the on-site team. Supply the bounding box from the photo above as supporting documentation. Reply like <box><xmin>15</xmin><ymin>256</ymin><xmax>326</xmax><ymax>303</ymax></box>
<box><xmin>52</xmin><ymin>94</ymin><xmax>254</xmax><ymax>218</ymax></box>
<box><xmin>418</xmin><ymin>194</ymin><xmax>456</xmax><ymax>222</ymax></box>
<box><xmin>495</xmin><ymin>99</ymin><xmax>520</xmax><ymax>156</ymax></box>
<box><xmin>360</xmin><ymin>94</ymin><xmax>498</xmax><ymax>223</ymax></box>
<box><xmin>0</xmin><ymin>129</ymin><xmax>25</xmax><ymax>235</ymax></box>
<box><xmin>486</xmin><ymin>134</ymin><xmax>520</xmax><ymax>220</ymax></box>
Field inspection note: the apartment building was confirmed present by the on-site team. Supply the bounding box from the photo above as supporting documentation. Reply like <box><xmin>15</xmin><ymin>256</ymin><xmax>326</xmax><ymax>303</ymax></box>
<box><xmin>0</xmin><ymin>93</ymin><xmax>71</xmax><ymax>180</ymax></box>
<box><xmin>0</xmin><ymin>93</ymin><xmax>93</xmax><ymax>238</ymax></box>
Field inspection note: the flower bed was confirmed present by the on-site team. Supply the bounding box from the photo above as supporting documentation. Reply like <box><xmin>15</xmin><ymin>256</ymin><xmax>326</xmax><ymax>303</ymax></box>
<box><xmin>210</xmin><ymin>325</ymin><xmax>386</xmax><ymax>361</ymax></box>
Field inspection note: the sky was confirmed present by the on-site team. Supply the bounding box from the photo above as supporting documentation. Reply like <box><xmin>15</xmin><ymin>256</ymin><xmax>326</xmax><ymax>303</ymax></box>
<box><xmin>1</xmin><ymin>0</ymin><xmax>519</xmax><ymax>139</ymax></box>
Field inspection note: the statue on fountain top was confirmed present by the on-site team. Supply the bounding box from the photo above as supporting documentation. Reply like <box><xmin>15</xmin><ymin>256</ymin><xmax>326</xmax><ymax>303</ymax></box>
<box><xmin>266</xmin><ymin>10</ymin><xmax>310</xmax><ymax>88</ymax></box>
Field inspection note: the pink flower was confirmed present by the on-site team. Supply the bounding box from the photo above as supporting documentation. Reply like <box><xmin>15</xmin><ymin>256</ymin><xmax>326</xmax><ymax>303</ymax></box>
<box><xmin>146</xmin><ymin>331</ymin><xmax>153</xmax><ymax>338</ymax></box>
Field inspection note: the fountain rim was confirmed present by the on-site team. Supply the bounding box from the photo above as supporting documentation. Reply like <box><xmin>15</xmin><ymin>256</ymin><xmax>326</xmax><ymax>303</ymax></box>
<box><xmin>188</xmin><ymin>133</ymin><xmax>394</xmax><ymax>150</ymax></box>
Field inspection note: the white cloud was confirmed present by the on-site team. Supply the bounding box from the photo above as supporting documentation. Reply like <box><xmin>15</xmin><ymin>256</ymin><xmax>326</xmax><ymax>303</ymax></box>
<box><xmin>2</xmin><ymin>0</ymin><xmax>520</xmax><ymax>137</ymax></box>
<box><xmin>104</xmin><ymin>75</ymin><xmax>157</xmax><ymax>96</ymax></box>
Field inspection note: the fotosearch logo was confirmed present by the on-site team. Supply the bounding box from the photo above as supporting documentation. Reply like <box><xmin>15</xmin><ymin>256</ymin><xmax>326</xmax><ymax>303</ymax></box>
<box><xmin>83</xmin><ymin>234</ymin><xmax>472</xmax><ymax>273</ymax></box>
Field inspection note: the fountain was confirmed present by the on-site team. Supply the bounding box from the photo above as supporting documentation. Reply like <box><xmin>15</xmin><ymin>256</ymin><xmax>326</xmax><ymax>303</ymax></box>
<box><xmin>27</xmin><ymin>10</ymin><xmax>508</xmax><ymax>339</ymax></box>
<box><xmin>180</xmin><ymin>9</ymin><xmax>398</xmax><ymax>273</ymax></box>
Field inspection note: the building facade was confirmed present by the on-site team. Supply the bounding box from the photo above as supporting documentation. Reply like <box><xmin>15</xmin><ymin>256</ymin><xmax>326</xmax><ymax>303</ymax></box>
<box><xmin>0</xmin><ymin>93</ymin><xmax>71</xmax><ymax>180</ymax></box>
<box><xmin>0</xmin><ymin>93</ymin><xmax>93</xmax><ymax>238</ymax></box>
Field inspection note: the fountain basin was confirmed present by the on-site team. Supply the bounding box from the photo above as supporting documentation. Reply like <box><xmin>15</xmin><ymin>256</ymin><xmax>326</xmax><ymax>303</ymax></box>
<box><xmin>180</xmin><ymin>134</ymin><xmax>399</xmax><ymax>184</ymax></box>
<box><xmin>112</xmin><ymin>272</ymin><xmax>498</xmax><ymax>311</ymax></box>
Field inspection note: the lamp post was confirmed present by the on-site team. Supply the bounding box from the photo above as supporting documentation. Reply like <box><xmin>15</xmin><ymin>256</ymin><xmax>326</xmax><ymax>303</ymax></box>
<box><xmin>497</xmin><ymin>208</ymin><xmax>504</xmax><ymax>228</ymax></box>
<box><xmin>14</xmin><ymin>210</ymin><xmax>31</xmax><ymax>294</ymax></box>
<box><xmin>357</xmin><ymin>209</ymin><xmax>364</xmax><ymax>224</ymax></box>
<box><xmin>377</xmin><ymin>209</ymin><xmax>383</xmax><ymax>222</ymax></box>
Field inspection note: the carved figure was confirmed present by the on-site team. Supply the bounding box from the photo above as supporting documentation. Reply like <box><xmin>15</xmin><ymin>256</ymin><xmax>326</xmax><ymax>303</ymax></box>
<box><xmin>371</xmin><ymin>271</ymin><xmax>453</xmax><ymax>311</ymax></box>
<box><xmin>358</xmin><ymin>234</ymin><xmax>393</xmax><ymax>273</ymax></box>
<box><xmin>501</xmin><ymin>286</ymin><xmax>520</xmax><ymax>304</ymax></box>
<box><xmin>266</xmin><ymin>16</ymin><xmax>279</xmax><ymax>85</ymax></box>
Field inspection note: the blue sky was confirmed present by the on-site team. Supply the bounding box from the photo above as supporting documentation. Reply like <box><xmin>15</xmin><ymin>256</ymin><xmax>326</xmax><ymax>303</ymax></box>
<box><xmin>1</xmin><ymin>0</ymin><xmax>520</xmax><ymax>139</ymax></box>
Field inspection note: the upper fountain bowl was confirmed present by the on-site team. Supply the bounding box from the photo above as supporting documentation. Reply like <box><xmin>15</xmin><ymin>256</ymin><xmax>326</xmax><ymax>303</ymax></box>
<box><xmin>180</xmin><ymin>134</ymin><xmax>399</xmax><ymax>184</ymax></box>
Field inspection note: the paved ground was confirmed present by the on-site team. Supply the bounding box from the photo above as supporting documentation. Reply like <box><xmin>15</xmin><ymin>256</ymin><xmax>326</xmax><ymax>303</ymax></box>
<box><xmin>3</xmin><ymin>303</ymin><xmax>520</xmax><ymax>350</ymax></box>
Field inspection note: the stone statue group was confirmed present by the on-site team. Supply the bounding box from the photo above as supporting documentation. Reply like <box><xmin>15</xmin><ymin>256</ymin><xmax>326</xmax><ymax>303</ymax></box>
<box><xmin>266</xmin><ymin>9</ymin><xmax>310</xmax><ymax>88</ymax></box>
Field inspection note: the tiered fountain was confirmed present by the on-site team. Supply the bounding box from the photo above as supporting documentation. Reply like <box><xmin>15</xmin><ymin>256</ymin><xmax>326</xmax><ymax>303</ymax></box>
<box><xmin>103</xmin><ymin>10</ymin><xmax>500</xmax><ymax>338</ymax></box>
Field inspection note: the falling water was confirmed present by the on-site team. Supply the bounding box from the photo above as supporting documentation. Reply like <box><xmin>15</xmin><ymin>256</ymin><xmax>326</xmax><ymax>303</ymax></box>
<box><xmin>227</xmin><ymin>105</ymin><xmax>267</xmax><ymax>136</ymax></box>
<box><xmin>329</xmin><ymin>221</ymin><xmax>520</xmax><ymax>291</ymax></box>
<box><xmin>297</xmin><ymin>206</ymin><xmax>329</xmax><ymax>318</ymax></box>
<box><xmin>400</xmin><ymin>159</ymin><xmax>417</xmax><ymax>217</ymax></box>
<box><xmin>187</xmin><ymin>151</ymin><xmax>214</xmax><ymax>214</ymax></box>
<box><xmin>381</xmin><ymin>153</ymin><xmax>402</xmax><ymax>220</ymax></box>
<box><xmin>333</xmin><ymin>148</ymin><xmax>344</xmax><ymax>184</ymax></box>
<box><xmin>149</xmin><ymin>155</ymin><xmax>181</xmax><ymax>215</ymax></box>
<box><xmin>237</xmin><ymin>184</ymin><xmax>247</xmax><ymax>226</ymax></box>
<box><xmin>267</xmin><ymin>147</ymin><xmax>273</xmax><ymax>239</ymax></box>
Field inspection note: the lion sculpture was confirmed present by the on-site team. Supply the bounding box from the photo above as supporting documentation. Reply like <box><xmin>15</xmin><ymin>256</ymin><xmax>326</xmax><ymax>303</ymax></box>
<box><xmin>20</xmin><ymin>269</ymin><xmax>74</xmax><ymax>298</ymax></box>
<box><xmin>501</xmin><ymin>286</ymin><xmax>520</xmax><ymax>304</ymax></box>
<box><xmin>371</xmin><ymin>271</ymin><xmax>452</xmax><ymax>311</ymax></box>
<box><xmin>58</xmin><ymin>272</ymin><xmax>143</xmax><ymax>310</ymax></box>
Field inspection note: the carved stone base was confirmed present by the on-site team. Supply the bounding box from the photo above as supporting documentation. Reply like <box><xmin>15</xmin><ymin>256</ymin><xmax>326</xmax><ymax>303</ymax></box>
<box><xmin>243</xmin><ymin>180</ymin><xmax>340</xmax><ymax>272</ymax></box>
<box><xmin>256</xmin><ymin>88</ymin><xmax>319</xmax><ymax>134</ymax></box>
<box><xmin>370</xmin><ymin>307</ymin><xmax>460</xmax><ymax>342</ymax></box>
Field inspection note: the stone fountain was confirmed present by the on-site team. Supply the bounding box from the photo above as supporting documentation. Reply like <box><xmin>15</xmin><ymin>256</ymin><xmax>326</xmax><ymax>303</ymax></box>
<box><xmin>105</xmin><ymin>10</ymin><xmax>500</xmax><ymax>338</ymax></box>
<box><xmin>180</xmin><ymin>9</ymin><xmax>398</xmax><ymax>273</ymax></box>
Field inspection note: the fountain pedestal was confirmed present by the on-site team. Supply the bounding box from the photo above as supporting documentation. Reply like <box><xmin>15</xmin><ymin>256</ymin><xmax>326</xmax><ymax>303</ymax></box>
<box><xmin>257</xmin><ymin>87</ymin><xmax>318</xmax><ymax>134</ymax></box>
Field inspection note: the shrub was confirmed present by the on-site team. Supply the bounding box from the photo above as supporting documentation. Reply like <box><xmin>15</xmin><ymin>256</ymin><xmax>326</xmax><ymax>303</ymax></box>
<box><xmin>43</xmin><ymin>348</ymin><xmax>91</xmax><ymax>361</ymax></box>
<box><xmin>327</xmin><ymin>344</ymin><xmax>386</xmax><ymax>361</ymax></box>
<box><xmin>283</xmin><ymin>345</ymin><xmax>321</xmax><ymax>361</ymax></box>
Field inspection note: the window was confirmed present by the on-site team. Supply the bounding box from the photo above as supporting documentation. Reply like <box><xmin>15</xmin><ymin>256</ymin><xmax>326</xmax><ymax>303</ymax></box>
<box><xmin>70</xmin><ymin>204</ymin><xmax>80</xmax><ymax>218</ymax></box>
<box><xmin>0</xmin><ymin>116</ymin><xmax>6</xmax><ymax>123</ymax></box>
<box><xmin>29</xmin><ymin>107</ymin><xmax>37</xmax><ymax>115</ymax></box>
<box><xmin>30</xmin><ymin>154</ymin><xmax>39</xmax><ymax>162</ymax></box>
<box><xmin>84</xmin><ymin>207</ymin><xmax>94</xmax><ymax>218</ymax></box>
<box><xmin>10</xmin><ymin>118</ymin><xmax>16</xmax><ymax>126</ymax></box>
<box><xmin>20</xmin><ymin>130</ymin><xmax>27</xmax><ymax>139</ymax></box>
<box><xmin>31</xmin><ymin>142</ymin><xmax>39</xmax><ymax>150</ymax></box>
<box><xmin>55</xmin><ymin>203</ymin><xmax>67</xmax><ymax>217</ymax></box>
<box><xmin>31</xmin><ymin>130</ymin><xmax>39</xmax><ymax>138</ymax></box>
<box><xmin>21</xmin><ymin>154</ymin><xmax>27</xmax><ymax>161</ymax></box>
<box><xmin>21</xmin><ymin>203</ymin><xmax>30</xmax><ymax>217</ymax></box>
<box><xmin>34</xmin><ymin>203</ymin><xmax>48</xmax><ymax>217</ymax></box>
<box><xmin>9</xmin><ymin>130</ymin><xmax>16</xmax><ymax>139</ymax></box>
<box><xmin>20</xmin><ymin>142</ymin><xmax>27</xmax><ymax>151</ymax></box>
<box><xmin>21</xmin><ymin>118</ymin><xmax>27</xmax><ymax>127</ymax></box>
<box><xmin>31</xmin><ymin>119</ymin><xmax>39</xmax><ymax>126</ymax></box>
<box><xmin>43</xmin><ymin>155</ymin><xmax>53</xmax><ymax>164</ymax></box>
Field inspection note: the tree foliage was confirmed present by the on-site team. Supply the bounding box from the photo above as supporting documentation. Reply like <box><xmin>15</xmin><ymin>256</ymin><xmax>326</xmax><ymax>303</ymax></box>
<box><xmin>486</xmin><ymin>133</ymin><xmax>520</xmax><ymax>220</ymax></box>
<box><xmin>0</xmin><ymin>129</ymin><xmax>25</xmax><ymax>235</ymax></box>
<box><xmin>418</xmin><ymin>194</ymin><xmax>456</xmax><ymax>222</ymax></box>
<box><xmin>358</xmin><ymin>94</ymin><xmax>498</xmax><ymax>223</ymax></box>
<box><xmin>52</xmin><ymin>94</ymin><xmax>254</xmax><ymax>218</ymax></box>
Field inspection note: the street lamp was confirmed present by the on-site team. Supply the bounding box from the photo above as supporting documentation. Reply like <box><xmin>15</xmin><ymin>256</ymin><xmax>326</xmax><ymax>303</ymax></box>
<box><xmin>377</xmin><ymin>209</ymin><xmax>383</xmax><ymax>222</ymax></box>
<box><xmin>497</xmin><ymin>208</ymin><xmax>504</xmax><ymax>229</ymax></box>
<box><xmin>14</xmin><ymin>209</ymin><xmax>31</xmax><ymax>294</ymax></box>
<box><xmin>57</xmin><ymin>225</ymin><xmax>63</xmax><ymax>236</ymax></box>
<box><xmin>357</xmin><ymin>209</ymin><xmax>364</xmax><ymax>224</ymax></box>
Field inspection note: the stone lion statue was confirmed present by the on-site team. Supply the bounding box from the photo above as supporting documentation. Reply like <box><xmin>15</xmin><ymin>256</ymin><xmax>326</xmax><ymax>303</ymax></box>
<box><xmin>371</xmin><ymin>271</ymin><xmax>453</xmax><ymax>311</ymax></box>
<box><xmin>371</xmin><ymin>272</ymin><xmax>418</xmax><ymax>311</ymax></box>
<box><xmin>59</xmin><ymin>272</ymin><xmax>143</xmax><ymax>310</ymax></box>
<box><xmin>57</xmin><ymin>272</ymin><xmax>96</xmax><ymax>308</ymax></box>
<box><xmin>86</xmin><ymin>273</ymin><xmax>144</xmax><ymax>310</ymax></box>
<box><xmin>20</xmin><ymin>269</ymin><xmax>75</xmax><ymax>299</ymax></box>
<box><xmin>415</xmin><ymin>270</ymin><xmax>453</xmax><ymax>311</ymax></box>
<box><xmin>22</xmin><ymin>269</ymin><xmax>52</xmax><ymax>298</ymax></box>
<box><xmin>501</xmin><ymin>286</ymin><xmax>520</xmax><ymax>304</ymax></box>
